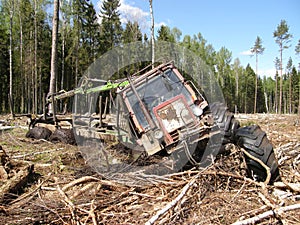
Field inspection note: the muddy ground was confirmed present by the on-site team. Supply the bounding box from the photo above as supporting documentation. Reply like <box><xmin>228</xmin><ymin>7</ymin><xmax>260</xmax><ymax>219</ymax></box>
<box><xmin>0</xmin><ymin>113</ymin><xmax>299</xmax><ymax>225</ymax></box>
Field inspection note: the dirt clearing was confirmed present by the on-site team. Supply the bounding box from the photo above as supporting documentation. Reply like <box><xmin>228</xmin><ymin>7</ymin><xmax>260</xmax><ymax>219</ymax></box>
<box><xmin>0</xmin><ymin>114</ymin><xmax>299</xmax><ymax>225</ymax></box>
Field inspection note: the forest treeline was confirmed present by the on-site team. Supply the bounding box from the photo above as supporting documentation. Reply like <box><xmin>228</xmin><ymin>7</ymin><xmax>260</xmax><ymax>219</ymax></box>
<box><xmin>0</xmin><ymin>0</ymin><xmax>299</xmax><ymax>115</ymax></box>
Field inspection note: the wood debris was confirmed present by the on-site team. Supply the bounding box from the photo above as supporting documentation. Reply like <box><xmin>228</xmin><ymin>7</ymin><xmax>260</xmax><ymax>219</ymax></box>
<box><xmin>0</xmin><ymin>114</ymin><xmax>299</xmax><ymax>224</ymax></box>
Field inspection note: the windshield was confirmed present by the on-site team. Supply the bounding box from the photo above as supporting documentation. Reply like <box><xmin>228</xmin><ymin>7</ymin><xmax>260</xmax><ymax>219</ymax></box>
<box><xmin>126</xmin><ymin>69</ymin><xmax>193</xmax><ymax>130</ymax></box>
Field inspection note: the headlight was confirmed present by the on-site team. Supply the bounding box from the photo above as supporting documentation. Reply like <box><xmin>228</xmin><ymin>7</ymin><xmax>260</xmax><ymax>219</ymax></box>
<box><xmin>193</xmin><ymin>107</ymin><xmax>203</xmax><ymax>117</ymax></box>
<box><xmin>154</xmin><ymin>130</ymin><xmax>163</xmax><ymax>139</ymax></box>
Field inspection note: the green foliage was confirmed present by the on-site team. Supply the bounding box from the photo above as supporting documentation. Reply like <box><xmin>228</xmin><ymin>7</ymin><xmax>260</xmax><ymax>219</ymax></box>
<box><xmin>0</xmin><ymin>0</ymin><xmax>299</xmax><ymax>115</ymax></box>
<box><xmin>273</xmin><ymin>20</ymin><xmax>293</xmax><ymax>48</ymax></box>
<box><xmin>251</xmin><ymin>36</ymin><xmax>265</xmax><ymax>55</ymax></box>
<box><xmin>157</xmin><ymin>25</ymin><xmax>175</xmax><ymax>42</ymax></box>
<box><xmin>296</xmin><ymin>39</ymin><xmax>300</xmax><ymax>56</ymax></box>
<box><xmin>0</xmin><ymin>11</ymin><xmax>9</xmax><ymax>112</ymax></box>
<box><xmin>123</xmin><ymin>21</ymin><xmax>142</xmax><ymax>43</ymax></box>
<box><xmin>99</xmin><ymin>0</ymin><xmax>123</xmax><ymax>53</ymax></box>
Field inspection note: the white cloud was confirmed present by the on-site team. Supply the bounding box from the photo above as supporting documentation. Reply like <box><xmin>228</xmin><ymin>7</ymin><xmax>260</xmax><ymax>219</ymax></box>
<box><xmin>96</xmin><ymin>0</ymin><xmax>149</xmax><ymax>30</ymax></box>
<box><xmin>240</xmin><ymin>50</ymin><xmax>254</xmax><ymax>56</ymax></box>
<box><xmin>154</xmin><ymin>21</ymin><xmax>166</xmax><ymax>28</ymax></box>
<box><xmin>96</xmin><ymin>0</ymin><xmax>168</xmax><ymax>33</ymax></box>
<box><xmin>118</xmin><ymin>0</ymin><xmax>149</xmax><ymax>24</ymax></box>
<box><xmin>258</xmin><ymin>68</ymin><xmax>276</xmax><ymax>78</ymax></box>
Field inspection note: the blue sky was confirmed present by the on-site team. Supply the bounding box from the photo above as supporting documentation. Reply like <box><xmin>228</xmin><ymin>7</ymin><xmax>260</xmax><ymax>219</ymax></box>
<box><xmin>95</xmin><ymin>0</ymin><xmax>300</xmax><ymax>78</ymax></box>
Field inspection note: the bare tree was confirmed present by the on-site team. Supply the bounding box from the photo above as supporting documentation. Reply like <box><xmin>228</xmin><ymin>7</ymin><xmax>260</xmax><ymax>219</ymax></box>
<box><xmin>295</xmin><ymin>39</ymin><xmax>300</xmax><ymax>114</ymax></box>
<box><xmin>149</xmin><ymin>0</ymin><xmax>155</xmax><ymax>67</ymax></box>
<box><xmin>251</xmin><ymin>36</ymin><xmax>265</xmax><ymax>114</ymax></box>
<box><xmin>273</xmin><ymin>20</ymin><xmax>292</xmax><ymax>114</ymax></box>
<box><xmin>17</xmin><ymin>0</ymin><xmax>24</xmax><ymax>113</ymax></box>
<box><xmin>48</xmin><ymin>0</ymin><xmax>59</xmax><ymax>113</ymax></box>
<box><xmin>286</xmin><ymin>57</ymin><xmax>293</xmax><ymax>114</ymax></box>
<box><xmin>274</xmin><ymin>57</ymin><xmax>280</xmax><ymax>113</ymax></box>
<box><xmin>9</xmin><ymin>0</ymin><xmax>14</xmax><ymax>117</ymax></box>
<box><xmin>34</xmin><ymin>0</ymin><xmax>38</xmax><ymax>114</ymax></box>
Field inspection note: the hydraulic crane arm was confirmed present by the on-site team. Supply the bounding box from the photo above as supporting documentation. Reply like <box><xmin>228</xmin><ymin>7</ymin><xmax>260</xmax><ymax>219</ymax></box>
<box><xmin>48</xmin><ymin>79</ymin><xmax>129</xmax><ymax>103</ymax></box>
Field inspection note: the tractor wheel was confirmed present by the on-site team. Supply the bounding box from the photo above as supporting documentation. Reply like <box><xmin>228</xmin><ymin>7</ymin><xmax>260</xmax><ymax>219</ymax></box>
<box><xmin>235</xmin><ymin>124</ymin><xmax>280</xmax><ymax>183</ymax></box>
<box><xmin>210</xmin><ymin>102</ymin><xmax>240</xmax><ymax>144</ymax></box>
<box><xmin>49</xmin><ymin>128</ymin><xmax>76</xmax><ymax>145</ymax></box>
<box><xmin>26</xmin><ymin>127</ymin><xmax>52</xmax><ymax>140</ymax></box>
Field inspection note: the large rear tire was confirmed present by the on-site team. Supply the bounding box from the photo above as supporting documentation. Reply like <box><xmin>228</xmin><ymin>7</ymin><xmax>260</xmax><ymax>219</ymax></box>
<box><xmin>210</xmin><ymin>102</ymin><xmax>240</xmax><ymax>144</ymax></box>
<box><xmin>235</xmin><ymin>124</ymin><xmax>280</xmax><ymax>183</ymax></box>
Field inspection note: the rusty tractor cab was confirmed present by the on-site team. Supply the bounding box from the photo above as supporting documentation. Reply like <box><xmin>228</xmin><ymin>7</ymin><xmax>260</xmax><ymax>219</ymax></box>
<box><xmin>114</xmin><ymin>62</ymin><xmax>212</xmax><ymax>163</ymax></box>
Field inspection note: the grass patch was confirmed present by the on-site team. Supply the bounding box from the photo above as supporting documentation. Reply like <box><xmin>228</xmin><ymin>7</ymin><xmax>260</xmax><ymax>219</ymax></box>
<box><xmin>239</xmin><ymin>120</ymin><xmax>256</xmax><ymax>127</ymax></box>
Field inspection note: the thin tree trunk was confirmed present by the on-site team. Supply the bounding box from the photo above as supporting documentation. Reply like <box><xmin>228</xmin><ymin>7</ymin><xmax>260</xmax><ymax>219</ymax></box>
<box><xmin>269</xmin><ymin>94</ymin><xmax>272</xmax><ymax>113</ymax></box>
<box><xmin>254</xmin><ymin>54</ymin><xmax>258</xmax><ymax>114</ymax></box>
<box><xmin>279</xmin><ymin>45</ymin><xmax>283</xmax><ymax>114</ymax></box>
<box><xmin>275</xmin><ymin>73</ymin><xmax>278</xmax><ymax>113</ymax></box>
<box><xmin>61</xmin><ymin>24</ymin><xmax>65</xmax><ymax>111</ymax></box>
<box><xmin>298</xmin><ymin>77</ymin><xmax>300</xmax><ymax>115</ymax></box>
<box><xmin>289</xmin><ymin>73</ymin><xmax>292</xmax><ymax>113</ymax></box>
<box><xmin>39</xmin><ymin>65</ymin><xmax>42</xmax><ymax>113</ymax></box>
<box><xmin>29</xmin><ymin>30</ymin><xmax>34</xmax><ymax>113</ymax></box>
<box><xmin>9</xmin><ymin>1</ymin><xmax>14</xmax><ymax>117</ymax></box>
<box><xmin>75</xmin><ymin>16</ymin><xmax>79</xmax><ymax>87</ymax></box>
<box><xmin>235</xmin><ymin>71</ymin><xmax>239</xmax><ymax>100</ymax></box>
<box><xmin>264</xmin><ymin>92</ymin><xmax>268</xmax><ymax>113</ymax></box>
<box><xmin>19</xmin><ymin>5</ymin><xmax>24</xmax><ymax>113</ymax></box>
<box><xmin>283</xmin><ymin>92</ymin><xmax>287</xmax><ymax>114</ymax></box>
<box><xmin>149</xmin><ymin>0</ymin><xmax>155</xmax><ymax>67</ymax></box>
<box><xmin>75</xmin><ymin>46</ymin><xmax>78</xmax><ymax>87</ymax></box>
<box><xmin>49</xmin><ymin>0</ymin><xmax>59</xmax><ymax>113</ymax></box>
<box><xmin>27</xmin><ymin>46</ymin><xmax>31</xmax><ymax>113</ymax></box>
<box><xmin>34</xmin><ymin>0</ymin><xmax>38</xmax><ymax>114</ymax></box>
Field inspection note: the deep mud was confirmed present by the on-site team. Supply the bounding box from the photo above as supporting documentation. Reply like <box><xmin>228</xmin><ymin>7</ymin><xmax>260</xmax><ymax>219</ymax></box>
<box><xmin>0</xmin><ymin>113</ymin><xmax>299</xmax><ymax>225</ymax></box>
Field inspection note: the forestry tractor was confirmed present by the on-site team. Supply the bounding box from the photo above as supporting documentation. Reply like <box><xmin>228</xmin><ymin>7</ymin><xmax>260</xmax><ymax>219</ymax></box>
<box><xmin>26</xmin><ymin>61</ymin><xmax>280</xmax><ymax>183</ymax></box>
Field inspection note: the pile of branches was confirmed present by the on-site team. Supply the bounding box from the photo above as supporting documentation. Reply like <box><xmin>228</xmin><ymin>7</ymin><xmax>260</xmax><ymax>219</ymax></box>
<box><xmin>1</xmin><ymin>143</ymin><xmax>299</xmax><ymax>225</ymax></box>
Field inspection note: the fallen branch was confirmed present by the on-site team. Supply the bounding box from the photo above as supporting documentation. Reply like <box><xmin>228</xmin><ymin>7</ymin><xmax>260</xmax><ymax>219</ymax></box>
<box><xmin>83</xmin><ymin>199</ymin><xmax>97</xmax><ymax>225</ymax></box>
<box><xmin>281</xmin><ymin>177</ymin><xmax>300</xmax><ymax>193</ymax></box>
<box><xmin>231</xmin><ymin>203</ymin><xmax>300</xmax><ymax>225</ymax></box>
<box><xmin>61</xmin><ymin>175</ymin><xmax>125</xmax><ymax>193</ymax></box>
<box><xmin>145</xmin><ymin>171</ymin><xmax>201</xmax><ymax>225</ymax></box>
<box><xmin>56</xmin><ymin>184</ymin><xmax>79</xmax><ymax>225</ymax></box>
<box><xmin>62</xmin><ymin>176</ymin><xmax>100</xmax><ymax>192</ymax></box>
<box><xmin>240</xmin><ymin>148</ymin><xmax>271</xmax><ymax>185</ymax></box>
<box><xmin>71</xmin><ymin>182</ymin><xmax>97</xmax><ymax>199</ymax></box>
<box><xmin>257</xmin><ymin>192</ymin><xmax>277</xmax><ymax>209</ymax></box>
<box><xmin>274</xmin><ymin>181</ymin><xmax>300</xmax><ymax>192</ymax></box>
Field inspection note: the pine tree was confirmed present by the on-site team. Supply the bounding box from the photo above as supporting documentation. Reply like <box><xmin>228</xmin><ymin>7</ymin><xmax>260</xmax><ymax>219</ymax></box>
<box><xmin>99</xmin><ymin>0</ymin><xmax>122</xmax><ymax>53</ymax></box>
<box><xmin>295</xmin><ymin>39</ymin><xmax>300</xmax><ymax>67</ymax></box>
<box><xmin>157</xmin><ymin>25</ymin><xmax>174</xmax><ymax>42</ymax></box>
<box><xmin>290</xmin><ymin>66</ymin><xmax>299</xmax><ymax>113</ymax></box>
<box><xmin>242</xmin><ymin>65</ymin><xmax>256</xmax><ymax>113</ymax></box>
<box><xmin>0</xmin><ymin>10</ymin><xmax>9</xmax><ymax>113</ymax></box>
<box><xmin>123</xmin><ymin>21</ymin><xmax>142</xmax><ymax>43</ymax></box>
<box><xmin>251</xmin><ymin>36</ymin><xmax>265</xmax><ymax>114</ymax></box>
<box><xmin>273</xmin><ymin>20</ymin><xmax>293</xmax><ymax>114</ymax></box>
<box><xmin>215</xmin><ymin>47</ymin><xmax>234</xmax><ymax>110</ymax></box>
